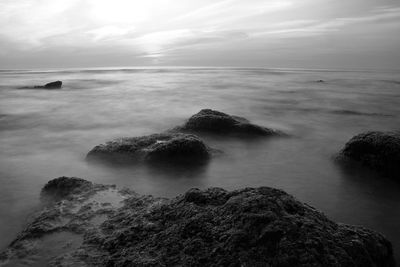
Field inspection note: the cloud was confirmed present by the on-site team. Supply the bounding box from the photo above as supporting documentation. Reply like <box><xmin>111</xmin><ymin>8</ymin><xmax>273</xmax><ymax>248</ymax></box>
<box><xmin>0</xmin><ymin>0</ymin><xmax>399</xmax><ymax>68</ymax></box>
<box><xmin>87</xmin><ymin>26</ymin><xmax>133</xmax><ymax>42</ymax></box>
<box><xmin>250</xmin><ymin>5</ymin><xmax>400</xmax><ymax>38</ymax></box>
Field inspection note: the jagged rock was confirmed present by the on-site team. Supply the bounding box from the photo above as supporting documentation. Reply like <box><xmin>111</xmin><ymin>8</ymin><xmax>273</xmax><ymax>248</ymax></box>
<box><xmin>338</xmin><ymin>131</ymin><xmax>400</xmax><ymax>178</ymax></box>
<box><xmin>87</xmin><ymin>133</ymin><xmax>211</xmax><ymax>164</ymax></box>
<box><xmin>34</xmin><ymin>80</ymin><xmax>62</xmax><ymax>89</ymax></box>
<box><xmin>0</xmin><ymin>178</ymin><xmax>395</xmax><ymax>267</ymax></box>
<box><xmin>177</xmin><ymin>109</ymin><xmax>283</xmax><ymax>136</ymax></box>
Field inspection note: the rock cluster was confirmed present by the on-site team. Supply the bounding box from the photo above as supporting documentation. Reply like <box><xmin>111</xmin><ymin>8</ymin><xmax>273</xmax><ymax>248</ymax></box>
<box><xmin>87</xmin><ymin>109</ymin><xmax>284</xmax><ymax>165</ymax></box>
<box><xmin>0</xmin><ymin>177</ymin><xmax>395</xmax><ymax>267</ymax></box>
<box><xmin>3</xmin><ymin>111</ymin><xmax>398</xmax><ymax>265</ymax></box>
<box><xmin>338</xmin><ymin>131</ymin><xmax>400</xmax><ymax>178</ymax></box>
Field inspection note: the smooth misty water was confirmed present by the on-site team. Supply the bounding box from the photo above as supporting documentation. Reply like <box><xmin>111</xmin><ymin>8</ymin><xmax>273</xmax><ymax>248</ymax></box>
<box><xmin>0</xmin><ymin>68</ymin><xmax>400</xmax><ymax>260</ymax></box>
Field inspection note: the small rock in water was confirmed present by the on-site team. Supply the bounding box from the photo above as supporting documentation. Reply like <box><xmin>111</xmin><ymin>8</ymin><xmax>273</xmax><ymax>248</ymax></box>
<box><xmin>177</xmin><ymin>109</ymin><xmax>284</xmax><ymax>136</ymax></box>
<box><xmin>338</xmin><ymin>131</ymin><xmax>400</xmax><ymax>178</ymax></box>
<box><xmin>34</xmin><ymin>80</ymin><xmax>62</xmax><ymax>89</ymax></box>
<box><xmin>87</xmin><ymin>133</ymin><xmax>211</xmax><ymax>164</ymax></box>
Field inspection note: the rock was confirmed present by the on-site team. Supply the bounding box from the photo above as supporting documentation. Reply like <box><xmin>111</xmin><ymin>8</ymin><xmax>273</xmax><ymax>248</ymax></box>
<box><xmin>317</xmin><ymin>80</ymin><xmax>325</xmax><ymax>83</ymax></box>
<box><xmin>34</xmin><ymin>80</ymin><xmax>62</xmax><ymax>89</ymax></box>
<box><xmin>1</xmin><ymin>178</ymin><xmax>395</xmax><ymax>267</ymax></box>
<box><xmin>41</xmin><ymin>176</ymin><xmax>93</xmax><ymax>200</ymax></box>
<box><xmin>44</xmin><ymin>81</ymin><xmax>62</xmax><ymax>88</ymax></box>
<box><xmin>338</xmin><ymin>131</ymin><xmax>400</xmax><ymax>178</ymax></box>
<box><xmin>87</xmin><ymin>133</ymin><xmax>211</xmax><ymax>164</ymax></box>
<box><xmin>177</xmin><ymin>109</ymin><xmax>283</xmax><ymax>136</ymax></box>
<box><xmin>0</xmin><ymin>177</ymin><xmax>129</xmax><ymax>266</ymax></box>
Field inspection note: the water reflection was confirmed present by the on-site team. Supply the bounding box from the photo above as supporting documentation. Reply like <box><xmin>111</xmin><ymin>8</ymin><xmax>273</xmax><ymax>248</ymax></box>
<box><xmin>334</xmin><ymin>161</ymin><xmax>400</xmax><ymax>263</ymax></box>
<box><xmin>87</xmin><ymin>155</ymin><xmax>210</xmax><ymax>180</ymax></box>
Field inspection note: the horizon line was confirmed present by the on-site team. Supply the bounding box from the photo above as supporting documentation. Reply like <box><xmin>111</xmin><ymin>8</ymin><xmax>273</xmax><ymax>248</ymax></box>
<box><xmin>1</xmin><ymin>65</ymin><xmax>400</xmax><ymax>73</ymax></box>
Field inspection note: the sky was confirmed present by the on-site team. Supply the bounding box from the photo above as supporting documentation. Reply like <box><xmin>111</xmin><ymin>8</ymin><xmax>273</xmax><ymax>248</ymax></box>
<box><xmin>0</xmin><ymin>0</ymin><xmax>399</xmax><ymax>69</ymax></box>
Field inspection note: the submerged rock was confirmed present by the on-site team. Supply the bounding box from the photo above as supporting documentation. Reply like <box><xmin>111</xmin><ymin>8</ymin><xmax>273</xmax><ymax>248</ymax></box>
<box><xmin>0</xmin><ymin>177</ymin><xmax>395</xmax><ymax>266</ymax></box>
<box><xmin>87</xmin><ymin>133</ymin><xmax>211</xmax><ymax>164</ymax></box>
<box><xmin>338</xmin><ymin>131</ymin><xmax>400</xmax><ymax>178</ymax></box>
<box><xmin>177</xmin><ymin>109</ymin><xmax>283</xmax><ymax>136</ymax></box>
<box><xmin>34</xmin><ymin>81</ymin><xmax>62</xmax><ymax>89</ymax></box>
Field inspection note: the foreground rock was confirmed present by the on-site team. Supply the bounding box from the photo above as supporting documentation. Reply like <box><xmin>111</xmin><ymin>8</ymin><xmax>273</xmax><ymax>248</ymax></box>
<box><xmin>177</xmin><ymin>109</ymin><xmax>283</xmax><ymax>136</ymax></box>
<box><xmin>34</xmin><ymin>80</ymin><xmax>62</xmax><ymax>89</ymax></box>
<box><xmin>87</xmin><ymin>133</ymin><xmax>211</xmax><ymax>164</ymax></box>
<box><xmin>338</xmin><ymin>131</ymin><xmax>400</xmax><ymax>178</ymax></box>
<box><xmin>0</xmin><ymin>177</ymin><xmax>395</xmax><ymax>266</ymax></box>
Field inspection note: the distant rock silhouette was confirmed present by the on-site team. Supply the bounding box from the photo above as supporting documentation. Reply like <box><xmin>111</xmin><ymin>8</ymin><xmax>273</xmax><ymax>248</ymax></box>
<box><xmin>338</xmin><ymin>131</ymin><xmax>400</xmax><ymax>178</ymax></box>
<box><xmin>176</xmin><ymin>109</ymin><xmax>284</xmax><ymax>136</ymax></box>
<box><xmin>34</xmin><ymin>80</ymin><xmax>62</xmax><ymax>89</ymax></box>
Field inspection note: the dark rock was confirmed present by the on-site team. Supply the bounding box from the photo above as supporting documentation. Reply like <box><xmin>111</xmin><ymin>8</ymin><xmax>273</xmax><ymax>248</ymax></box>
<box><xmin>101</xmin><ymin>187</ymin><xmax>395</xmax><ymax>267</ymax></box>
<box><xmin>177</xmin><ymin>109</ymin><xmax>283</xmax><ymax>136</ymax></box>
<box><xmin>0</xmin><ymin>179</ymin><xmax>395</xmax><ymax>266</ymax></box>
<box><xmin>44</xmin><ymin>81</ymin><xmax>62</xmax><ymax>88</ymax></box>
<box><xmin>34</xmin><ymin>80</ymin><xmax>62</xmax><ymax>89</ymax></box>
<box><xmin>338</xmin><ymin>131</ymin><xmax>400</xmax><ymax>178</ymax></box>
<box><xmin>87</xmin><ymin>133</ymin><xmax>211</xmax><ymax>164</ymax></box>
<box><xmin>317</xmin><ymin>80</ymin><xmax>325</xmax><ymax>83</ymax></box>
<box><xmin>1</xmin><ymin>177</ymin><xmax>126</xmax><ymax>266</ymax></box>
<box><xmin>41</xmin><ymin>176</ymin><xmax>92</xmax><ymax>199</ymax></box>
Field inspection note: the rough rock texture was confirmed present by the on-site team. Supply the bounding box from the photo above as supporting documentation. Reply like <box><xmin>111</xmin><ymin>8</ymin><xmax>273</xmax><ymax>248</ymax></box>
<box><xmin>177</xmin><ymin>109</ymin><xmax>283</xmax><ymax>136</ymax></box>
<box><xmin>87</xmin><ymin>133</ymin><xmax>211</xmax><ymax>164</ymax></box>
<box><xmin>0</xmin><ymin>177</ymin><xmax>135</xmax><ymax>266</ymax></box>
<box><xmin>34</xmin><ymin>81</ymin><xmax>62</xmax><ymax>89</ymax></box>
<box><xmin>41</xmin><ymin>176</ymin><xmax>92</xmax><ymax>199</ymax></box>
<box><xmin>338</xmin><ymin>131</ymin><xmax>400</xmax><ymax>178</ymax></box>
<box><xmin>0</xmin><ymin>177</ymin><xmax>395</xmax><ymax>267</ymax></box>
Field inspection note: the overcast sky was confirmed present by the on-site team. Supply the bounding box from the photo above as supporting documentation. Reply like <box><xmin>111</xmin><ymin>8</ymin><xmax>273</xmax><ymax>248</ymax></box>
<box><xmin>0</xmin><ymin>0</ymin><xmax>399</xmax><ymax>69</ymax></box>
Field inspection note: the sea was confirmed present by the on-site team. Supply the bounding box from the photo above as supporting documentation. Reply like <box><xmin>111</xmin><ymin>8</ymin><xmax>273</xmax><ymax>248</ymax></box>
<box><xmin>0</xmin><ymin>67</ymin><xmax>399</xmax><ymax>261</ymax></box>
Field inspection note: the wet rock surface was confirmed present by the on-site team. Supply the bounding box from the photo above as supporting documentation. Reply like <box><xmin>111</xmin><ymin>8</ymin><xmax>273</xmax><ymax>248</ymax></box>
<box><xmin>0</xmin><ymin>177</ymin><xmax>395</xmax><ymax>267</ymax></box>
<box><xmin>87</xmin><ymin>133</ymin><xmax>212</xmax><ymax>164</ymax></box>
<box><xmin>177</xmin><ymin>109</ymin><xmax>283</xmax><ymax>136</ymax></box>
<box><xmin>0</xmin><ymin>177</ymin><xmax>135</xmax><ymax>267</ymax></box>
<box><xmin>338</xmin><ymin>131</ymin><xmax>400</xmax><ymax>178</ymax></box>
